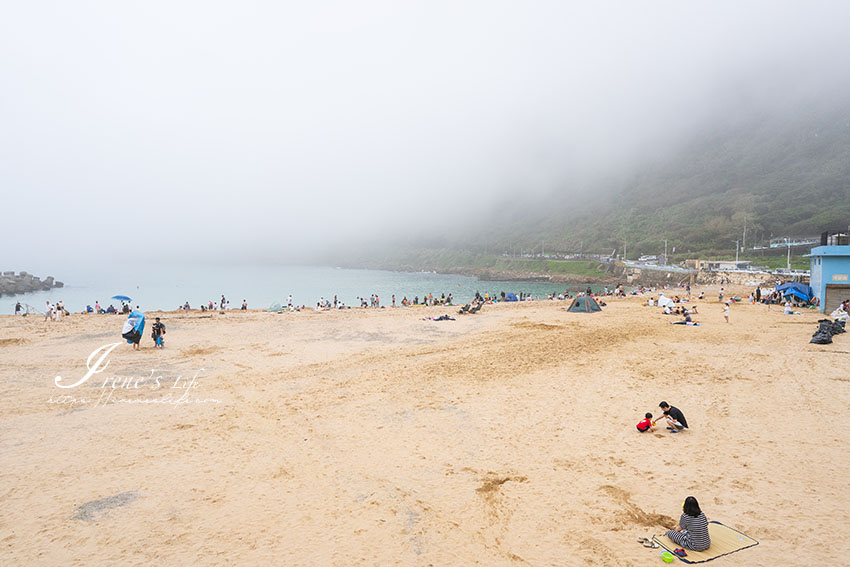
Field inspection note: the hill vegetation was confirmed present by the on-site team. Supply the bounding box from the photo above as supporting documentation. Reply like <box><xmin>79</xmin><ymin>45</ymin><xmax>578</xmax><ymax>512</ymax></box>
<box><xmin>471</xmin><ymin>100</ymin><xmax>850</xmax><ymax>260</ymax></box>
<box><xmin>339</xmin><ymin>98</ymin><xmax>848</xmax><ymax>276</ymax></box>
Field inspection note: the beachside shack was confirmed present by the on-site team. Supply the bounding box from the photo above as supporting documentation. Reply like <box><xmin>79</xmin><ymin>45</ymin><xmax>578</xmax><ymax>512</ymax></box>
<box><xmin>809</xmin><ymin>245</ymin><xmax>850</xmax><ymax>313</ymax></box>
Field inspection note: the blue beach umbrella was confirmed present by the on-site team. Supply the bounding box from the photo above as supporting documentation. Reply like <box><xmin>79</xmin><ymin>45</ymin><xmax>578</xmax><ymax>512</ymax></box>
<box><xmin>111</xmin><ymin>295</ymin><xmax>132</xmax><ymax>302</ymax></box>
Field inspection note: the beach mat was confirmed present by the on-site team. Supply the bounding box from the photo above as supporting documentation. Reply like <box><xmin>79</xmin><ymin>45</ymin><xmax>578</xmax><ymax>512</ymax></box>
<box><xmin>652</xmin><ymin>522</ymin><xmax>758</xmax><ymax>563</ymax></box>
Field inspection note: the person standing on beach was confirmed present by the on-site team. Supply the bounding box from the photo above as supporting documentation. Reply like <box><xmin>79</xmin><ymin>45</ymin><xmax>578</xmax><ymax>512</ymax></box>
<box><xmin>718</xmin><ymin>287</ymin><xmax>724</xmax><ymax>303</ymax></box>
<box><xmin>220</xmin><ymin>295</ymin><xmax>226</xmax><ymax>310</ymax></box>
<box><xmin>722</xmin><ymin>301</ymin><xmax>730</xmax><ymax>323</ymax></box>
<box><xmin>15</xmin><ymin>301</ymin><xmax>22</xmax><ymax>315</ymax></box>
<box><xmin>44</xmin><ymin>301</ymin><xmax>53</xmax><ymax>322</ymax></box>
<box><xmin>241</xmin><ymin>299</ymin><xmax>247</xmax><ymax>310</ymax></box>
<box><xmin>151</xmin><ymin>317</ymin><xmax>166</xmax><ymax>349</ymax></box>
<box><xmin>392</xmin><ymin>294</ymin><xmax>396</xmax><ymax>307</ymax></box>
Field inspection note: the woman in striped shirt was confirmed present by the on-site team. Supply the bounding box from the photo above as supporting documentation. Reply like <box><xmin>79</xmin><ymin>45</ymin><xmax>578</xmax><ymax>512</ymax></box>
<box><xmin>666</xmin><ymin>496</ymin><xmax>711</xmax><ymax>551</ymax></box>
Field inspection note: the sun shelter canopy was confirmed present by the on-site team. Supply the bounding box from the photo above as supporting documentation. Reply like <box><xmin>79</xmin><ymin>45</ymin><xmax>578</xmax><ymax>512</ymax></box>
<box><xmin>505</xmin><ymin>293</ymin><xmax>518</xmax><ymax>302</ymax></box>
<box><xmin>657</xmin><ymin>295</ymin><xmax>674</xmax><ymax>309</ymax></box>
<box><xmin>566</xmin><ymin>296</ymin><xmax>602</xmax><ymax>312</ymax></box>
<box><xmin>775</xmin><ymin>282</ymin><xmax>813</xmax><ymax>302</ymax></box>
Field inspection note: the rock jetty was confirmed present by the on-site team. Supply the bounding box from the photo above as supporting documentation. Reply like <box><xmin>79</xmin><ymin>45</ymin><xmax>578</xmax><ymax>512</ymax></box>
<box><xmin>0</xmin><ymin>271</ymin><xmax>64</xmax><ymax>296</ymax></box>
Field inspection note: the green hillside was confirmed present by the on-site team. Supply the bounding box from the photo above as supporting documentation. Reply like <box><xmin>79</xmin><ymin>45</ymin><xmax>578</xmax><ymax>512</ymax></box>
<box><xmin>337</xmin><ymin>99</ymin><xmax>849</xmax><ymax>276</ymax></box>
<box><xmin>470</xmin><ymin>101</ymin><xmax>850</xmax><ymax>260</ymax></box>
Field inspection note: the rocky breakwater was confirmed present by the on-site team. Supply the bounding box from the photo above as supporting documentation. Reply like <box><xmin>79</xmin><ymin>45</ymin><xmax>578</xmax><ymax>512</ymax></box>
<box><xmin>0</xmin><ymin>271</ymin><xmax>64</xmax><ymax>296</ymax></box>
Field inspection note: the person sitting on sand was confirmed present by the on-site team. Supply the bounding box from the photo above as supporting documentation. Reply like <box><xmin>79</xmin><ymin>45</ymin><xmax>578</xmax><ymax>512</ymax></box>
<box><xmin>636</xmin><ymin>413</ymin><xmax>654</xmax><ymax>432</ymax></box>
<box><xmin>666</xmin><ymin>496</ymin><xmax>711</xmax><ymax>551</ymax></box>
<box><xmin>670</xmin><ymin>311</ymin><xmax>694</xmax><ymax>325</ymax></box>
<box><xmin>656</xmin><ymin>401</ymin><xmax>688</xmax><ymax>433</ymax></box>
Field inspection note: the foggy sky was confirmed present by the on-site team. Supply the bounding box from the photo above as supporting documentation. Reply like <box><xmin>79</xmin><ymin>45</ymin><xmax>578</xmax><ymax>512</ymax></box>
<box><xmin>2</xmin><ymin>1</ymin><xmax>849</xmax><ymax>269</ymax></box>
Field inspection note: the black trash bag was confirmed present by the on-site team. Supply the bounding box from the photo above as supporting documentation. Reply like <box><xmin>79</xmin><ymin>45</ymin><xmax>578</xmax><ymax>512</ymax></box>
<box><xmin>811</xmin><ymin>320</ymin><xmax>836</xmax><ymax>344</ymax></box>
<box><xmin>811</xmin><ymin>332</ymin><xmax>833</xmax><ymax>344</ymax></box>
<box><xmin>832</xmin><ymin>320</ymin><xmax>846</xmax><ymax>334</ymax></box>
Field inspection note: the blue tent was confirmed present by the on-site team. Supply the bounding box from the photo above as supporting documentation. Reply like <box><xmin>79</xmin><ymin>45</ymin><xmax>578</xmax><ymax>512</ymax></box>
<box><xmin>775</xmin><ymin>282</ymin><xmax>813</xmax><ymax>302</ymax></box>
<box><xmin>505</xmin><ymin>293</ymin><xmax>518</xmax><ymax>302</ymax></box>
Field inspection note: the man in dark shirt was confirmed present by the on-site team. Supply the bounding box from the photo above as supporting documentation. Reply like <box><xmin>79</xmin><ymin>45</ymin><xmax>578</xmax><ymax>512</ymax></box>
<box><xmin>151</xmin><ymin>317</ymin><xmax>166</xmax><ymax>349</ymax></box>
<box><xmin>657</xmin><ymin>401</ymin><xmax>688</xmax><ymax>433</ymax></box>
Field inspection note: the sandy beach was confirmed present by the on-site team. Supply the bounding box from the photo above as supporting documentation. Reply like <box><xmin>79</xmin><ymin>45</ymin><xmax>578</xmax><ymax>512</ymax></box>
<box><xmin>1</xmin><ymin>287</ymin><xmax>848</xmax><ymax>566</ymax></box>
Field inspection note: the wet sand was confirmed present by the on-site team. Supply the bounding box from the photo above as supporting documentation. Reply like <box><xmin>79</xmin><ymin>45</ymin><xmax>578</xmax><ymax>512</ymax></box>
<box><xmin>1</xmin><ymin>287</ymin><xmax>848</xmax><ymax>566</ymax></box>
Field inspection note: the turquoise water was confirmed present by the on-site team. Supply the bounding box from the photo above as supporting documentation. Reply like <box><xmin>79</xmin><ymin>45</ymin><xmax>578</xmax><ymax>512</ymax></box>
<box><xmin>2</xmin><ymin>264</ymin><xmax>612</xmax><ymax>314</ymax></box>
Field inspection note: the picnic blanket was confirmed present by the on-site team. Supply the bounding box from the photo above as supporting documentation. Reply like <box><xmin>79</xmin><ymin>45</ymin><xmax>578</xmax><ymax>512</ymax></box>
<box><xmin>652</xmin><ymin>522</ymin><xmax>758</xmax><ymax>563</ymax></box>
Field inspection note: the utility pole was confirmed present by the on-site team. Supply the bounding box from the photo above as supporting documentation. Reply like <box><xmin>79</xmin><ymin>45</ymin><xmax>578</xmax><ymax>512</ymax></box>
<box><xmin>542</xmin><ymin>240</ymin><xmax>545</xmax><ymax>258</ymax></box>
<box><xmin>742</xmin><ymin>215</ymin><xmax>747</xmax><ymax>251</ymax></box>
<box><xmin>786</xmin><ymin>238</ymin><xmax>791</xmax><ymax>271</ymax></box>
<box><xmin>735</xmin><ymin>240</ymin><xmax>739</xmax><ymax>263</ymax></box>
<box><xmin>663</xmin><ymin>239</ymin><xmax>668</xmax><ymax>264</ymax></box>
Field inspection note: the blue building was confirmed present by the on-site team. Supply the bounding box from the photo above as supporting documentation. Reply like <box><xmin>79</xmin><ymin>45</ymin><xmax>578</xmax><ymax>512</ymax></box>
<box><xmin>809</xmin><ymin>245</ymin><xmax>850</xmax><ymax>313</ymax></box>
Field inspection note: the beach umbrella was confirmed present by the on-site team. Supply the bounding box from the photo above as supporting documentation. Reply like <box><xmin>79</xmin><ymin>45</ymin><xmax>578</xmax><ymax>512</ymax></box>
<box><xmin>111</xmin><ymin>295</ymin><xmax>132</xmax><ymax>302</ymax></box>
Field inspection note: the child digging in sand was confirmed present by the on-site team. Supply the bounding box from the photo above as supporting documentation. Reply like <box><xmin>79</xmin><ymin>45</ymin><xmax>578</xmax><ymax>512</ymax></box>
<box><xmin>636</xmin><ymin>412</ymin><xmax>654</xmax><ymax>432</ymax></box>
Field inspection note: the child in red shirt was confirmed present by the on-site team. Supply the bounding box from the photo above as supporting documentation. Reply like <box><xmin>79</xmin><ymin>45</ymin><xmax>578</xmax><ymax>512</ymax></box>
<box><xmin>636</xmin><ymin>412</ymin><xmax>654</xmax><ymax>432</ymax></box>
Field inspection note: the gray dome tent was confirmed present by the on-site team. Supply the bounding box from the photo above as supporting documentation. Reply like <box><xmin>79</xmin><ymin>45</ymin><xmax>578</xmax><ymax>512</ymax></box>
<box><xmin>566</xmin><ymin>296</ymin><xmax>602</xmax><ymax>312</ymax></box>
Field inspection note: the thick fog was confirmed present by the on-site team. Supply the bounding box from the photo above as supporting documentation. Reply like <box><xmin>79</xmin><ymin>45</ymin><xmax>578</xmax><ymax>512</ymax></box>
<box><xmin>2</xmin><ymin>1</ymin><xmax>849</xmax><ymax>270</ymax></box>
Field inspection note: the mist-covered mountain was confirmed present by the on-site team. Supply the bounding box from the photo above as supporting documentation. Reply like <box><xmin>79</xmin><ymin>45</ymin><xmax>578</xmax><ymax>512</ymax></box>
<box><xmin>466</xmin><ymin>98</ymin><xmax>850</xmax><ymax>259</ymax></box>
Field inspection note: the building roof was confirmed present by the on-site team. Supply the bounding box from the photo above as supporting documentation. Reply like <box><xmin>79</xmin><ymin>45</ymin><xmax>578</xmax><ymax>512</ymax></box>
<box><xmin>807</xmin><ymin>245</ymin><xmax>850</xmax><ymax>257</ymax></box>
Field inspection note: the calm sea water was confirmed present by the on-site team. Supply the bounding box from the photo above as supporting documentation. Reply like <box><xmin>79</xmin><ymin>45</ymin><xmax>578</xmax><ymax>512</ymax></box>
<box><xmin>3</xmin><ymin>264</ymin><xmax>611</xmax><ymax>314</ymax></box>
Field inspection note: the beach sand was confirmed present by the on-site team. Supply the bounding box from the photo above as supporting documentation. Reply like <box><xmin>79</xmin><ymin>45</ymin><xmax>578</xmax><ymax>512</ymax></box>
<box><xmin>1</xmin><ymin>287</ymin><xmax>848</xmax><ymax>566</ymax></box>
